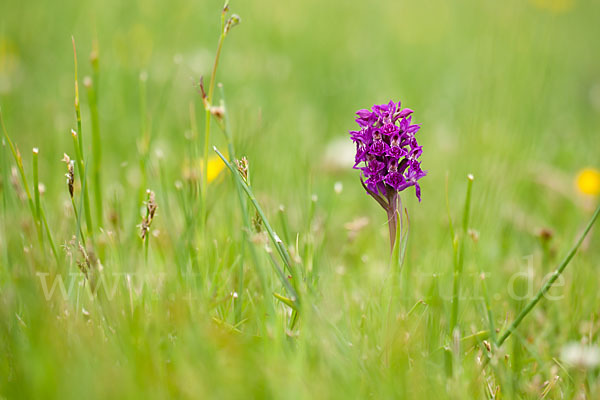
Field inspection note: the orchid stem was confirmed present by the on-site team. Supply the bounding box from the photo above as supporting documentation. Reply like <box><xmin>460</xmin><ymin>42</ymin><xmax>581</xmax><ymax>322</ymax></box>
<box><xmin>386</xmin><ymin>189</ymin><xmax>399</xmax><ymax>252</ymax></box>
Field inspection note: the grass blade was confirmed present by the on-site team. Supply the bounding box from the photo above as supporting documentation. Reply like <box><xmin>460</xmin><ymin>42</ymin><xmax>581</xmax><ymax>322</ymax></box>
<box><xmin>497</xmin><ymin>202</ymin><xmax>600</xmax><ymax>347</ymax></box>
<box><xmin>1</xmin><ymin>111</ymin><xmax>43</xmax><ymax>243</ymax></box>
<box><xmin>214</xmin><ymin>146</ymin><xmax>301</xmax><ymax>306</ymax></box>
<box><xmin>449</xmin><ymin>174</ymin><xmax>474</xmax><ymax>334</ymax></box>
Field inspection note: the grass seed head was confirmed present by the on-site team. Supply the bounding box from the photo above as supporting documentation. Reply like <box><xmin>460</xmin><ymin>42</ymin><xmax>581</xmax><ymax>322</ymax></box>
<box><xmin>224</xmin><ymin>14</ymin><xmax>241</xmax><ymax>34</ymax></box>
<box><xmin>62</xmin><ymin>154</ymin><xmax>75</xmax><ymax>198</ymax></box>
<box><xmin>140</xmin><ymin>189</ymin><xmax>157</xmax><ymax>240</ymax></box>
<box><xmin>235</xmin><ymin>157</ymin><xmax>248</xmax><ymax>182</ymax></box>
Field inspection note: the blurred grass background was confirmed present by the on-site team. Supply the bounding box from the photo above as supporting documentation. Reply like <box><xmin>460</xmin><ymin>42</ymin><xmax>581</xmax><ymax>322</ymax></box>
<box><xmin>1</xmin><ymin>0</ymin><xmax>600</xmax><ymax>398</ymax></box>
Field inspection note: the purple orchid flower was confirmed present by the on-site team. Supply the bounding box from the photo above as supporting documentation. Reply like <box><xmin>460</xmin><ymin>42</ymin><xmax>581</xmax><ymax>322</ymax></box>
<box><xmin>350</xmin><ymin>100</ymin><xmax>427</xmax><ymax>250</ymax></box>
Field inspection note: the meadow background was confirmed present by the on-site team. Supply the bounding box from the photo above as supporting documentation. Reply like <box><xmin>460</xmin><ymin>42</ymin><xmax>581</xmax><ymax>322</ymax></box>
<box><xmin>1</xmin><ymin>0</ymin><xmax>599</xmax><ymax>398</ymax></box>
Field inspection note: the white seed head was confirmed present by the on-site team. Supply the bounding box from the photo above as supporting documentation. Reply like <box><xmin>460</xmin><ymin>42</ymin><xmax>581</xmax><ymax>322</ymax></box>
<box><xmin>560</xmin><ymin>343</ymin><xmax>600</xmax><ymax>369</ymax></box>
<box><xmin>334</xmin><ymin>181</ymin><xmax>343</xmax><ymax>194</ymax></box>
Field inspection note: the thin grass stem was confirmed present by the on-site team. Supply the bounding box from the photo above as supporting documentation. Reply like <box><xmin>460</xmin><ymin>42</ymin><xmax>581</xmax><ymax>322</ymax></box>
<box><xmin>31</xmin><ymin>148</ymin><xmax>58</xmax><ymax>263</ymax></box>
<box><xmin>71</xmin><ymin>130</ymin><xmax>93</xmax><ymax>239</ymax></box>
<box><xmin>136</xmin><ymin>74</ymin><xmax>152</xmax><ymax>230</ymax></box>
<box><xmin>200</xmin><ymin>2</ymin><xmax>234</xmax><ymax>227</ymax></box>
<box><xmin>214</xmin><ymin>146</ymin><xmax>301</xmax><ymax>306</ymax></box>
<box><xmin>70</xmin><ymin>195</ymin><xmax>86</xmax><ymax>247</ymax></box>
<box><xmin>1</xmin><ymin>137</ymin><xmax>9</xmax><ymax>266</ymax></box>
<box><xmin>32</xmin><ymin>148</ymin><xmax>43</xmax><ymax>245</ymax></box>
<box><xmin>497</xmin><ymin>202</ymin><xmax>600</xmax><ymax>347</ymax></box>
<box><xmin>85</xmin><ymin>74</ymin><xmax>103</xmax><ymax>227</ymax></box>
<box><xmin>72</xmin><ymin>38</ymin><xmax>83</xmax><ymax>156</ymax></box>
<box><xmin>217</xmin><ymin>85</ymin><xmax>275</xmax><ymax>322</ymax></box>
<box><xmin>480</xmin><ymin>273</ymin><xmax>497</xmax><ymax>344</ymax></box>
<box><xmin>449</xmin><ymin>174</ymin><xmax>474</xmax><ymax>333</ymax></box>
<box><xmin>217</xmin><ymin>89</ymin><xmax>246</xmax><ymax>323</ymax></box>
<box><xmin>72</xmin><ymin>39</ymin><xmax>94</xmax><ymax>239</ymax></box>
<box><xmin>201</xmin><ymin>34</ymin><xmax>226</xmax><ymax>225</ymax></box>
<box><xmin>0</xmin><ymin>111</ymin><xmax>43</xmax><ymax>242</ymax></box>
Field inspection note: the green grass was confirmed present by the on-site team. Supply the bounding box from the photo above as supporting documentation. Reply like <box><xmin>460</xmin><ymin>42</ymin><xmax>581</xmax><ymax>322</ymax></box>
<box><xmin>1</xmin><ymin>0</ymin><xmax>600</xmax><ymax>398</ymax></box>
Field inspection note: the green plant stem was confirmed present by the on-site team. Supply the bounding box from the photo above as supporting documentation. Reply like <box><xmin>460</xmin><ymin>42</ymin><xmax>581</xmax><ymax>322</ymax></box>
<box><xmin>390</xmin><ymin>209</ymin><xmax>406</xmax><ymax>278</ymax></box>
<box><xmin>86</xmin><ymin>76</ymin><xmax>103</xmax><ymax>228</ymax></box>
<box><xmin>72</xmin><ymin>39</ymin><xmax>94</xmax><ymax>240</ymax></box>
<box><xmin>138</xmin><ymin>74</ymin><xmax>149</xmax><ymax>208</ymax></box>
<box><xmin>449</xmin><ymin>174</ymin><xmax>474</xmax><ymax>334</ymax></box>
<box><xmin>481</xmin><ymin>274</ymin><xmax>497</xmax><ymax>345</ymax></box>
<box><xmin>214</xmin><ymin>146</ymin><xmax>301</xmax><ymax>307</ymax></box>
<box><xmin>72</xmin><ymin>38</ymin><xmax>83</xmax><ymax>157</ymax></box>
<box><xmin>31</xmin><ymin>149</ymin><xmax>58</xmax><ymax>263</ymax></box>
<box><xmin>32</xmin><ymin>148</ymin><xmax>43</xmax><ymax>245</ymax></box>
<box><xmin>1</xmin><ymin>137</ymin><xmax>9</xmax><ymax>266</ymax></box>
<box><xmin>268</xmin><ymin>252</ymin><xmax>299</xmax><ymax>311</ymax></box>
<box><xmin>278</xmin><ymin>206</ymin><xmax>291</xmax><ymax>244</ymax></box>
<box><xmin>71</xmin><ymin>131</ymin><xmax>93</xmax><ymax>240</ymax></box>
<box><xmin>386</xmin><ymin>189</ymin><xmax>399</xmax><ymax>252</ymax></box>
<box><xmin>189</xmin><ymin>102</ymin><xmax>200</xmax><ymax>197</ymax></box>
<box><xmin>497</xmin><ymin>202</ymin><xmax>600</xmax><ymax>347</ymax></box>
<box><xmin>216</xmin><ymin>81</ymin><xmax>274</xmax><ymax>324</ymax></box>
<box><xmin>445</xmin><ymin>173</ymin><xmax>457</xmax><ymax>251</ymax></box>
<box><xmin>70</xmin><ymin>196</ymin><xmax>86</xmax><ymax>247</ymax></box>
<box><xmin>201</xmin><ymin>11</ymin><xmax>228</xmax><ymax>225</ymax></box>
<box><xmin>219</xmin><ymin>94</ymin><xmax>245</xmax><ymax>323</ymax></box>
<box><xmin>1</xmin><ymin>112</ymin><xmax>43</xmax><ymax>242</ymax></box>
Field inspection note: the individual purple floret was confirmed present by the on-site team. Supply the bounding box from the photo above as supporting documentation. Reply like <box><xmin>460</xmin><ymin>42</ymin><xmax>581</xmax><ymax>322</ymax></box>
<box><xmin>350</xmin><ymin>100</ymin><xmax>426</xmax><ymax>249</ymax></box>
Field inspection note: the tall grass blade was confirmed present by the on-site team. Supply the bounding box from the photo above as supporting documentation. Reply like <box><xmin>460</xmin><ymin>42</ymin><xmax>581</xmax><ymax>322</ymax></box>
<box><xmin>214</xmin><ymin>146</ymin><xmax>301</xmax><ymax>306</ymax></box>
<box><xmin>450</xmin><ymin>174</ymin><xmax>474</xmax><ymax>333</ymax></box>
<box><xmin>72</xmin><ymin>38</ymin><xmax>94</xmax><ymax>239</ymax></box>
<box><xmin>497</xmin><ymin>202</ymin><xmax>600</xmax><ymax>346</ymax></box>
<box><xmin>0</xmin><ymin>111</ymin><xmax>43</xmax><ymax>243</ymax></box>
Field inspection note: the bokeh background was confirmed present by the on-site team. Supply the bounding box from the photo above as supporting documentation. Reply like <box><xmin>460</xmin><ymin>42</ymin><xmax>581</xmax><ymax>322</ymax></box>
<box><xmin>1</xmin><ymin>0</ymin><xmax>600</xmax><ymax>397</ymax></box>
<box><xmin>2</xmin><ymin>0</ymin><xmax>599</xmax><ymax>232</ymax></box>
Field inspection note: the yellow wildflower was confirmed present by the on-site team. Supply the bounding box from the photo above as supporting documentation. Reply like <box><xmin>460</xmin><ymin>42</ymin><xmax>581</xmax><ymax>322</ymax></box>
<box><xmin>576</xmin><ymin>168</ymin><xmax>600</xmax><ymax>196</ymax></box>
<box><xmin>182</xmin><ymin>154</ymin><xmax>227</xmax><ymax>184</ymax></box>
<box><xmin>204</xmin><ymin>154</ymin><xmax>226</xmax><ymax>184</ymax></box>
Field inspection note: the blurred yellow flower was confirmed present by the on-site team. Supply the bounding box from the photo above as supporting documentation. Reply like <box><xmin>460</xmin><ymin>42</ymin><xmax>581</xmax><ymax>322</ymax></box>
<box><xmin>182</xmin><ymin>154</ymin><xmax>227</xmax><ymax>184</ymax></box>
<box><xmin>0</xmin><ymin>36</ymin><xmax>21</xmax><ymax>94</ymax></box>
<box><xmin>204</xmin><ymin>155</ymin><xmax>226</xmax><ymax>184</ymax></box>
<box><xmin>530</xmin><ymin>0</ymin><xmax>575</xmax><ymax>13</ymax></box>
<box><xmin>576</xmin><ymin>168</ymin><xmax>600</xmax><ymax>196</ymax></box>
